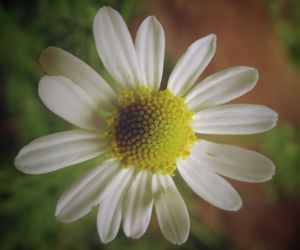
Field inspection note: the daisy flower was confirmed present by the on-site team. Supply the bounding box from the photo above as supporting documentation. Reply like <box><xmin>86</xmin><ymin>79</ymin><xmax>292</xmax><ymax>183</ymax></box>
<box><xmin>15</xmin><ymin>6</ymin><xmax>277</xmax><ymax>245</ymax></box>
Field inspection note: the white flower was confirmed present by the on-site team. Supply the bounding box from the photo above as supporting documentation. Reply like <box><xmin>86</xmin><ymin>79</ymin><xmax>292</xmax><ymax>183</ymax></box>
<box><xmin>14</xmin><ymin>6</ymin><xmax>277</xmax><ymax>245</ymax></box>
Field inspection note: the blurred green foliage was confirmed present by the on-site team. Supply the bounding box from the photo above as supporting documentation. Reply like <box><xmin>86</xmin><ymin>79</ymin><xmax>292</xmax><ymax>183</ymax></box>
<box><xmin>265</xmin><ymin>0</ymin><xmax>300</xmax><ymax>202</ymax></box>
<box><xmin>263</xmin><ymin>124</ymin><xmax>300</xmax><ymax>200</ymax></box>
<box><xmin>267</xmin><ymin>0</ymin><xmax>300</xmax><ymax>70</ymax></box>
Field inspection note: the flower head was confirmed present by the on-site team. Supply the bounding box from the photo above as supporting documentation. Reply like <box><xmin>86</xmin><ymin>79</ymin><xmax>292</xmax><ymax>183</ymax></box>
<box><xmin>15</xmin><ymin>6</ymin><xmax>277</xmax><ymax>245</ymax></box>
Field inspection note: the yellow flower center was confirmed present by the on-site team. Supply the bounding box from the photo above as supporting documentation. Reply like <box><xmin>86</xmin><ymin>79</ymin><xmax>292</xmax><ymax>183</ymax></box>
<box><xmin>105</xmin><ymin>87</ymin><xmax>196</xmax><ymax>175</ymax></box>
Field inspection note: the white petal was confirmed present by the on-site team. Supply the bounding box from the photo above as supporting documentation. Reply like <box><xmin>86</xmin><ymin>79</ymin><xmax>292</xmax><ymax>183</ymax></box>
<box><xmin>38</xmin><ymin>76</ymin><xmax>103</xmax><ymax>130</ymax></box>
<box><xmin>93</xmin><ymin>6</ymin><xmax>143</xmax><ymax>90</ymax></box>
<box><xmin>123</xmin><ymin>171</ymin><xmax>153</xmax><ymax>239</ymax></box>
<box><xmin>97</xmin><ymin>167</ymin><xmax>135</xmax><ymax>243</ymax></box>
<box><xmin>189</xmin><ymin>140</ymin><xmax>275</xmax><ymax>183</ymax></box>
<box><xmin>167</xmin><ymin>34</ymin><xmax>216</xmax><ymax>97</ymax></box>
<box><xmin>186</xmin><ymin>66</ymin><xmax>258</xmax><ymax>111</ymax></box>
<box><xmin>39</xmin><ymin>47</ymin><xmax>117</xmax><ymax>111</ymax></box>
<box><xmin>14</xmin><ymin>130</ymin><xmax>107</xmax><ymax>174</ymax></box>
<box><xmin>135</xmin><ymin>16</ymin><xmax>165</xmax><ymax>93</ymax></box>
<box><xmin>152</xmin><ymin>175</ymin><xmax>189</xmax><ymax>245</ymax></box>
<box><xmin>178</xmin><ymin>158</ymin><xmax>242</xmax><ymax>211</ymax></box>
<box><xmin>193</xmin><ymin>104</ymin><xmax>278</xmax><ymax>135</ymax></box>
<box><xmin>55</xmin><ymin>159</ymin><xmax>120</xmax><ymax>222</ymax></box>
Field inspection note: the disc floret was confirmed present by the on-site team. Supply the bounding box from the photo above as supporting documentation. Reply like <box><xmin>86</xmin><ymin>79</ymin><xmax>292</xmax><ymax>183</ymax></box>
<box><xmin>105</xmin><ymin>87</ymin><xmax>196</xmax><ymax>175</ymax></box>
